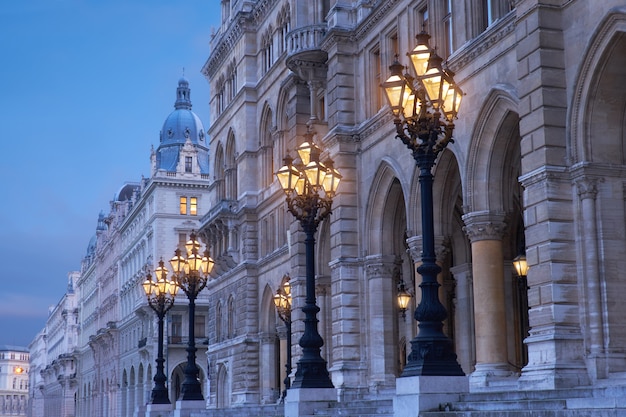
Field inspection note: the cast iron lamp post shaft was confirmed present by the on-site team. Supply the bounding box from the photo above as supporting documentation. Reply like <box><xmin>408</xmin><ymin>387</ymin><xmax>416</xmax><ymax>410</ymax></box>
<box><xmin>142</xmin><ymin>261</ymin><xmax>178</xmax><ymax>405</ymax></box>
<box><xmin>273</xmin><ymin>274</ymin><xmax>293</xmax><ymax>400</ymax></box>
<box><xmin>292</xmin><ymin>219</ymin><xmax>332</xmax><ymax>388</ymax></box>
<box><xmin>276</xmin><ymin>135</ymin><xmax>341</xmax><ymax>389</ymax></box>
<box><xmin>152</xmin><ymin>303</ymin><xmax>171</xmax><ymax>404</ymax></box>
<box><xmin>382</xmin><ymin>31</ymin><xmax>464</xmax><ymax>376</ymax></box>
<box><xmin>169</xmin><ymin>233</ymin><xmax>215</xmax><ymax>401</ymax></box>
<box><xmin>181</xmin><ymin>286</ymin><xmax>202</xmax><ymax>400</ymax></box>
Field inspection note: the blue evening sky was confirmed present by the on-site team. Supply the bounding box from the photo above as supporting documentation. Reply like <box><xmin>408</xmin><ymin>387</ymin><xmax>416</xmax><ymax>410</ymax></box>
<box><xmin>0</xmin><ymin>1</ymin><xmax>222</xmax><ymax>347</ymax></box>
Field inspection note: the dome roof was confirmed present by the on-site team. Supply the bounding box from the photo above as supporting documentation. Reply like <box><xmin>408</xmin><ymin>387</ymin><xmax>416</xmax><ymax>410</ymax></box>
<box><xmin>86</xmin><ymin>234</ymin><xmax>97</xmax><ymax>257</ymax></box>
<box><xmin>157</xmin><ymin>78</ymin><xmax>209</xmax><ymax>173</ymax></box>
<box><xmin>114</xmin><ymin>182</ymin><xmax>140</xmax><ymax>202</ymax></box>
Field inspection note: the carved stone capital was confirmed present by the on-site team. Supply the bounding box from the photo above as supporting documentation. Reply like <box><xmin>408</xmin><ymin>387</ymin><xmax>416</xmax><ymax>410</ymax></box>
<box><xmin>575</xmin><ymin>177</ymin><xmax>602</xmax><ymax>200</ymax></box>
<box><xmin>364</xmin><ymin>255</ymin><xmax>397</xmax><ymax>279</ymax></box>
<box><xmin>462</xmin><ymin>211</ymin><xmax>507</xmax><ymax>242</ymax></box>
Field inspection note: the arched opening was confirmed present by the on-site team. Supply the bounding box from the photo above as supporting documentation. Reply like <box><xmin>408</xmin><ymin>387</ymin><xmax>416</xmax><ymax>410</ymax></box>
<box><xmin>216</xmin><ymin>363</ymin><xmax>230</xmax><ymax>408</ymax></box>
<box><xmin>170</xmin><ymin>363</ymin><xmax>207</xmax><ymax>402</ymax></box>
<box><xmin>571</xmin><ymin>18</ymin><xmax>626</xmax><ymax>379</ymax></box>
<box><xmin>364</xmin><ymin>162</ymin><xmax>412</xmax><ymax>387</ymax></box>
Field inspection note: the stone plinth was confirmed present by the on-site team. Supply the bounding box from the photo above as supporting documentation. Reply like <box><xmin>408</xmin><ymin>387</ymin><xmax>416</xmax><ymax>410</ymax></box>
<box><xmin>146</xmin><ymin>403</ymin><xmax>173</xmax><ymax>417</ymax></box>
<box><xmin>394</xmin><ymin>376</ymin><xmax>468</xmax><ymax>417</ymax></box>
<box><xmin>173</xmin><ymin>399</ymin><xmax>206</xmax><ymax>417</ymax></box>
<box><xmin>284</xmin><ymin>388</ymin><xmax>337</xmax><ymax>417</ymax></box>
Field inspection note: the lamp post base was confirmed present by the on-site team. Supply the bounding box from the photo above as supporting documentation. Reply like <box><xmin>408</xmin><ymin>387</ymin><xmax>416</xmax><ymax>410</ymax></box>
<box><xmin>291</xmin><ymin>358</ymin><xmax>334</xmax><ymax>389</ymax></box>
<box><xmin>173</xmin><ymin>399</ymin><xmax>206</xmax><ymax>417</ymax></box>
<box><xmin>146</xmin><ymin>403</ymin><xmax>173</xmax><ymax>417</ymax></box>
<box><xmin>394</xmin><ymin>375</ymin><xmax>468</xmax><ymax>417</ymax></box>
<box><xmin>284</xmin><ymin>387</ymin><xmax>336</xmax><ymax>417</ymax></box>
<box><xmin>402</xmin><ymin>335</ymin><xmax>465</xmax><ymax>377</ymax></box>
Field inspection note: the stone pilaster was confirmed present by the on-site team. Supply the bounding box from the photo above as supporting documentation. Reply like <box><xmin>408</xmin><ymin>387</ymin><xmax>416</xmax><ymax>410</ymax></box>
<box><xmin>514</xmin><ymin>1</ymin><xmax>587</xmax><ymax>389</ymax></box>
<box><xmin>450</xmin><ymin>263</ymin><xmax>475</xmax><ymax>375</ymax></box>
<box><xmin>364</xmin><ymin>255</ymin><xmax>401</xmax><ymax>390</ymax></box>
<box><xmin>328</xmin><ymin>258</ymin><xmax>367</xmax><ymax>396</ymax></box>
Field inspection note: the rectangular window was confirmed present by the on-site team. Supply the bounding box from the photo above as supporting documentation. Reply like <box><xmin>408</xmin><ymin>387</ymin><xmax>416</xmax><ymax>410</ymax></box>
<box><xmin>443</xmin><ymin>0</ymin><xmax>453</xmax><ymax>57</ymax></box>
<box><xmin>370</xmin><ymin>46</ymin><xmax>382</xmax><ymax>115</ymax></box>
<box><xmin>190</xmin><ymin>197</ymin><xmax>197</xmax><ymax>215</ymax></box>
<box><xmin>484</xmin><ymin>0</ymin><xmax>513</xmax><ymax>29</ymax></box>
<box><xmin>419</xmin><ymin>6</ymin><xmax>429</xmax><ymax>34</ymax></box>
<box><xmin>390</xmin><ymin>33</ymin><xmax>398</xmax><ymax>63</ymax></box>
<box><xmin>185</xmin><ymin>156</ymin><xmax>192</xmax><ymax>173</ymax></box>
<box><xmin>180</xmin><ymin>197</ymin><xmax>187</xmax><ymax>215</ymax></box>
<box><xmin>195</xmin><ymin>315</ymin><xmax>206</xmax><ymax>338</ymax></box>
<box><xmin>171</xmin><ymin>314</ymin><xmax>182</xmax><ymax>343</ymax></box>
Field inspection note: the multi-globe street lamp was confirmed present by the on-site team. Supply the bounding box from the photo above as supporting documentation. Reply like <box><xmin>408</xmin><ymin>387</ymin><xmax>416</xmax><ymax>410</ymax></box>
<box><xmin>276</xmin><ymin>133</ymin><xmax>341</xmax><ymax>388</ymax></box>
<box><xmin>381</xmin><ymin>31</ymin><xmax>464</xmax><ymax>376</ymax></box>
<box><xmin>169</xmin><ymin>232</ymin><xmax>215</xmax><ymax>400</ymax></box>
<box><xmin>273</xmin><ymin>274</ymin><xmax>292</xmax><ymax>400</ymax></box>
<box><xmin>142</xmin><ymin>259</ymin><xmax>179</xmax><ymax>404</ymax></box>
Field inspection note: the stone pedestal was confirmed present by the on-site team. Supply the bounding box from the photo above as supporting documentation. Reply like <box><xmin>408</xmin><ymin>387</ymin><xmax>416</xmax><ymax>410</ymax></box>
<box><xmin>284</xmin><ymin>388</ymin><xmax>336</xmax><ymax>417</ymax></box>
<box><xmin>394</xmin><ymin>376</ymin><xmax>469</xmax><ymax>417</ymax></box>
<box><xmin>172</xmin><ymin>400</ymin><xmax>206</xmax><ymax>417</ymax></box>
<box><xmin>145</xmin><ymin>403</ymin><xmax>173</xmax><ymax>417</ymax></box>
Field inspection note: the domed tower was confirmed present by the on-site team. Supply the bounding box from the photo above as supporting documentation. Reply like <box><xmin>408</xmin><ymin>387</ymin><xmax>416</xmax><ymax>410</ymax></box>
<box><xmin>152</xmin><ymin>78</ymin><xmax>209</xmax><ymax>176</ymax></box>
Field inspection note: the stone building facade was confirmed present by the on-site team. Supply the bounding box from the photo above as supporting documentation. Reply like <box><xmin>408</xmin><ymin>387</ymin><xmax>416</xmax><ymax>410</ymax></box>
<box><xmin>30</xmin><ymin>0</ymin><xmax>626</xmax><ymax>416</ymax></box>
<box><xmin>28</xmin><ymin>273</ymin><xmax>79</xmax><ymax>417</ymax></box>
<box><xmin>0</xmin><ymin>346</ymin><xmax>29</xmax><ymax>417</ymax></box>
<box><xmin>198</xmin><ymin>0</ymin><xmax>626</xmax><ymax>414</ymax></box>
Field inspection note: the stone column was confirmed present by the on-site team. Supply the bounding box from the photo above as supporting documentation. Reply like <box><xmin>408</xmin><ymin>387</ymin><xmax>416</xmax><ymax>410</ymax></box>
<box><xmin>463</xmin><ymin>211</ymin><xmax>513</xmax><ymax>387</ymax></box>
<box><xmin>575</xmin><ymin>177</ymin><xmax>606</xmax><ymax>379</ymax></box>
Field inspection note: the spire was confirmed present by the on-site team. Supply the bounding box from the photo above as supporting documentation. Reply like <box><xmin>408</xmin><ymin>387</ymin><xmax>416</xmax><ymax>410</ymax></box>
<box><xmin>175</xmin><ymin>77</ymin><xmax>192</xmax><ymax>110</ymax></box>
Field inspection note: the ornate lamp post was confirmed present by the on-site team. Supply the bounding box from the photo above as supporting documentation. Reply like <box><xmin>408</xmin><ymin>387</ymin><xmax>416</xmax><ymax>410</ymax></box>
<box><xmin>381</xmin><ymin>31</ymin><xmax>464</xmax><ymax>376</ymax></box>
<box><xmin>169</xmin><ymin>232</ymin><xmax>215</xmax><ymax>401</ymax></box>
<box><xmin>273</xmin><ymin>274</ymin><xmax>292</xmax><ymax>400</ymax></box>
<box><xmin>142</xmin><ymin>259</ymin><xmax>179</xmax><ymax>404</ymax></box>
<box><xmin>276</xmin><ymin>133</ymin><xmax>341</xmax><ymax>388</ymax></box>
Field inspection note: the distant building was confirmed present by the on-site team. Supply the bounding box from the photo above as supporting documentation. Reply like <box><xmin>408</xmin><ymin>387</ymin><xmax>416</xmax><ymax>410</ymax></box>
<box><xmin>28</xmin><ymin>273</ymin><xmax>79</xmax><ymax>417</ymax></box>
<box><xmin>0</xmin><ymin>345</ymin><xmax>29</xmax><ymax>417</ymax></box>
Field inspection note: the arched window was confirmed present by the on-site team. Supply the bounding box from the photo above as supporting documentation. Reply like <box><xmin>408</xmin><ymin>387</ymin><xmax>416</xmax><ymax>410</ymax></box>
<box><xmin>216</xmin><ymin>302</ymin><xmax>223</xmax><ymax>342</ymax></box>
<box><xmin>225</xmin><ymin>132</ymin><xmax>237</xmax><ymax>200</ymax></box>
<box><xmin>228</xmin><ymin>60</ymin><xmax>237</xmax><ymax>99</ymax></box>
<box><xmin>262</xmin><ymin>26</ymin><xmax>274</xmax><ymax>74</ymax></box>
<box><xmin>277</xmin><ymin>4</ymin><xmax>291</xmax><ymax>55</ymax></box>
<box><xmin>260</xmin><ymin>105</ymin><xmax>274</xmax><ymax>187</ymax></box>
<box><xmin>215</xmin><ymin>143</ymin><xmax>225</xmax><ymax>201</ymax></box>
<box><xmin>228</xmin><ymin>296</ymin><xmax>235</xmax><ymax>338</ymax></box>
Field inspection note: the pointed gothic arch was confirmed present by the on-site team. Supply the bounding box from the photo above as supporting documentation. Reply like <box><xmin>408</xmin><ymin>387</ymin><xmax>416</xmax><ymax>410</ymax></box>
<box><xmin>465</xmin><ymin>84</ymin><xmax>520</xmax><ymax>214</ymax></box>
<box><xmin>570</xmin><ymin>8</ymin><xmax>626</xmax><ymax>164</ymax></box>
